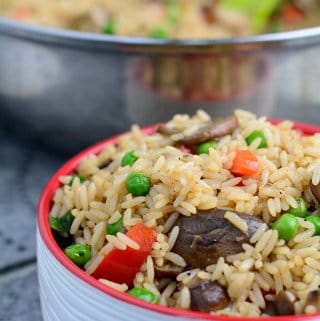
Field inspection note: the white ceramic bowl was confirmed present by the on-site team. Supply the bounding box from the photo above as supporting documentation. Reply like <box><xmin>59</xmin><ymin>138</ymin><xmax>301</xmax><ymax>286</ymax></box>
<box><xmin>37</xmin><ymin>123</ymin><xmax>320</xmax><ymax>321</ymax></box>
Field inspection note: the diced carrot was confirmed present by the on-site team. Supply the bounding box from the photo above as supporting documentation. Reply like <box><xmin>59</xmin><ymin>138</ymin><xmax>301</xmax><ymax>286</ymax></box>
<box><xmin>92</xmin><ymin>224</ymin><xmax>156</xmax><ymax>286</ymax></box>
<box><xmin>280</xmin><ymin>4</ymin><xmax>304</xmax><ymax>25</ymax></box>
<box><xmin>230</xmin><ymin>150</ymin><xmax>260</xmax><ymax>177</ymax></box>
<box><xmin>11</xmin><ymin>7</ymin><xmax>32</xmax><ymax>20</ymax></box>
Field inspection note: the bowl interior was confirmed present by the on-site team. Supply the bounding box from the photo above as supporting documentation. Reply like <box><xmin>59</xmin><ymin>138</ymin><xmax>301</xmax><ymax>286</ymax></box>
<box><xmin>38</xmin><ymin>121</ymin><xmax>320</xmax><ymax>321</ymax></box>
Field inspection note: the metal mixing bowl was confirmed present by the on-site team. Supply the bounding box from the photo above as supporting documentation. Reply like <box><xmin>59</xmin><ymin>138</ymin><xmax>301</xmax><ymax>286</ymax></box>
<box><xmin>1</xmin><ymin>17</ymin><xmax>320</xmax><ymax>152</ymax></box>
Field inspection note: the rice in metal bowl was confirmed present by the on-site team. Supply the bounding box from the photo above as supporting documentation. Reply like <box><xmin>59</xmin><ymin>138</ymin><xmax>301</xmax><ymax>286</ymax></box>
<box><xmin>49</xmin><ymin>109</ymin><xmax>320</xmax><ymax>317</ymax></box>
<box><xmin>2</xmin><ymin>1</ymin><xmax>320</xmax><ymax>38</ymax></box>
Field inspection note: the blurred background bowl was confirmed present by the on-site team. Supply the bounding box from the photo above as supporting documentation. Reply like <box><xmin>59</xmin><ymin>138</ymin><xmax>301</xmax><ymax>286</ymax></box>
<box><xmin>1</xmin><ymin>18</ymin><xmax>320</xmax><ymax>153</ymax></box>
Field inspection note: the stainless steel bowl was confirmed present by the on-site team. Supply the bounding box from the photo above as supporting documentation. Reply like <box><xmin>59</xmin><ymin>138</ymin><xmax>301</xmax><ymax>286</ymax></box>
<box><xmin>1</xmin><ymin>17</ymin><xmax>320</xmax><ymax>152</ymax></box>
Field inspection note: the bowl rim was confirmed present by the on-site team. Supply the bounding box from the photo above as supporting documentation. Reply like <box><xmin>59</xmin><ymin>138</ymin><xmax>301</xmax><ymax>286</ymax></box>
<box><xmin>38</xmin><ymin>120</ymin><xmax>320</xmax><ymax>321</ymax></box>
<box><xmin>2</xmin><ymin>17</ymin><xmax>320</xmax><ymax>52</ymax></box>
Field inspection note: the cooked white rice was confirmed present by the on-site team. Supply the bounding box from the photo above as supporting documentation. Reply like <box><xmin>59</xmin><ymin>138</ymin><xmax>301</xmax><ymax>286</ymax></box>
<box><xmin>50</xmin><ymin>109</ymin><xmax>320</xmax><ymax>317</ymax></box>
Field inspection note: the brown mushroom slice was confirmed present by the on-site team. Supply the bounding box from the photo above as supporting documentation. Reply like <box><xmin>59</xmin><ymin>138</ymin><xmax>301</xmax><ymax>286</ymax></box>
<box><xmin>172</xmin><ymin>209</ymin><xmax>263</xmax><ymax>268</ymax></box>
<box><xmin>154</xmin><ymin>264</ymin><xmax>184</xmax><ymax>279</ymax></box>
<box><xmin>176</xmin><ymin>114</ymin><xmax>238</xmax><ymax>147</ymax></box>
<box><xmin>98</xmin><ymin>158</ymin><xmax>113</xmax><ymax>170</ymax></box>
<box><xmin>157</xmin><ymin>124</ymin><xmax>181</xmax><ymax>136</ymax></box>
<box><xmin>310</xmin><ymin>181</ymin><xmax>320</xmax><ymax>207</ymax></box>
<box><xmin>264</xmin><ymin>301</ymin><xmax>277</xmax><ymax>316</ymax></box>
<box><xmin>157</xmin><ymin>278</ymin><xmax>172</xmax><ymax>291</ymax></box>
<box><xmin>202</xmin><ymin>4</ymin><xmax>217</xmax><ymax>24</ymax></box>
<box><xmin>275</xmin><ymin>291</ymin><xmax>295</xmax><ymax>316</ymax></box>
<box><xmin>190</xmin><ymin>280</ymin><xmax>229</xmax><ymax>313</ymax></box>
<box><xmin>305</xmin><ymin>289</ymin><xmax>320</xmax><ymax>312</ymax></box>
<box><xmin>265</xmin><ymin>291</ymin><xmax>295</xmax><ymax>316</ymax></box>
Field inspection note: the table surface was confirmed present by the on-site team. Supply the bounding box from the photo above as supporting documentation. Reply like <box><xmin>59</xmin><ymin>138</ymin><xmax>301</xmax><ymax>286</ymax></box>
<box><xmin>0</xmin><ymin>128</ymin><xmax>64</xmax><ymax>321</ymax></box>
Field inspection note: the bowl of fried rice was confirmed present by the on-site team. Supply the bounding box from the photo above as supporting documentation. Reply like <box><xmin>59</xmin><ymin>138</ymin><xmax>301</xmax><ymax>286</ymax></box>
<box><xmin>38</xmin><ymin>109</ymin><xmax>320</xmax><ymax>321</ymax></box>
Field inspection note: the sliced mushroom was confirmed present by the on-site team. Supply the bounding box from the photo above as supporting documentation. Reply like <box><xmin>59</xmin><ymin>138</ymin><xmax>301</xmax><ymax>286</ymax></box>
<box><xmin>157</xmin><ymin>278</ymin><xmax>172</xmax><ymax>291</ymax></box>
<box><xmin>158</xmin><ymin>114</ymin><xmax>238</xmax><ymax>147</ymax></box>
<box><xmin>190</xmin><ymin>280</ymin><xmax>229</xmax><ymax>313</ymax></box>
<box><xmin>275</xmin><ymin>291</ymin><xmax>295</xmax><ymax>316</ymax></box>
<box><xmin>305</xmin><ymin>289</ymin><xmax>320</xmax><ymax>312</ymax></box>
<box><xmin>176</xmin><ymin>114</ymin><xmax>238</xmax><ymax>147</ymax></box>
<box><xmin>172</xmin><ymin>209</ymin><xmax>263</xmax><ymax>268</ymax></box>
<box><xmin>310</xmin><ymin>181</ymin><xmax>320</xmax><ymax>207</ymax></box>
<box><xmin>265</xmin><ymin>291</ymin><xmax>295</xmax><ymax>316</ymax></box>
<box><xmin>154</xmin><ymin>264</ymin><xmax>184</xmax><ymax>279</ymax></box>
<box><xmin>202</xmin><ymin>4</ymin><xmax>217</xmax><ymax>24</ymax></box>
<box><xmin>98</xmin><ymin>158</ymin><xmax>113</xmax><ymax>170</ymax></box>
<box><xmin>157</xmin><ymin>124</ymin><xmax>180</xmax><ymax>136</ymax></box>
<box><xmin>264</xmin><ymin>301</ymin><xmax>277</xmax><ymax>316</ymax></box>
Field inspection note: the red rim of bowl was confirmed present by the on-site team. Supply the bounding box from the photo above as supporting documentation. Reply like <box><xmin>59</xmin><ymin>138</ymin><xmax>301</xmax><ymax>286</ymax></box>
<box><xmin>38</xmin><ymin>120</ymin><xmax>320</xmax><ymax>321</ymax></box>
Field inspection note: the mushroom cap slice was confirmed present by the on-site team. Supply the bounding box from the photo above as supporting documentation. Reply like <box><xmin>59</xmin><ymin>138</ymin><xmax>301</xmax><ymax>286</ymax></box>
<box><xmin>176</xmin><ymin>114</ymin><xmax>238</xmax><ymax>147</ymax></box>
<box><xmin>310</xmin><ymin>181</ymin><xmax>320</xmax><ymax>207</ymax></box>
<box><xmin>190</xmin><ymin>280</ymin><xmax>229</xmax><ymax>313</ymax></box>
<box><xmin>265</xmin><ymin>291</ymin><xmax>295</xmax><ymax>316</ymax></box>
<box><xmin>154</xmin><ymin>264</ymin><xmax>184</xmax><ymax>279</ymax></box>
<box><xmin>305</xmin><ymin>289</ymin><xmax>320</xmax><ymax>313</ymax></box>
<box><xmin>172</xmin><ymin>209</ymin><xmax>263</xmax><ymax>268</ymax></box>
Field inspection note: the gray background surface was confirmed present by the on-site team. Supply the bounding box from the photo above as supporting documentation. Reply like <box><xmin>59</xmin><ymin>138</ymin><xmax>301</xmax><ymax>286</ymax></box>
<box><xmin>0</xmin><ymin>129</ymin><xmax>63</xmax><ymax>321</ymax></box>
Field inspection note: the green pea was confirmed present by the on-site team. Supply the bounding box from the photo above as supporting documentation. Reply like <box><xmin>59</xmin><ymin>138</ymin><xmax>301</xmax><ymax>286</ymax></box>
<box><xmin>126</xmin><ymin>171</ymin><xmax>151</xmax><ymax>196</ymax></box>
<box><xmin>107</xmin><ymin>217</ymin><xmax>124</xmax><ymax>235</ymax></box>
<box><xmin>68</xmin><ymin>175</ymin><xmax>86</xmax><ymax>186</ymax></box>
<box><xmin>64</xmin><ymin>244</ymin><xmax>91</xmax><ymax>267</ymax></box>
<box><xmin>305</xmin><ymin>216</ymin><xmax>320</xmax><ymax>235</ymax></box>
<box><xmin>150</xmin><ymin>26</ymin><xmax>168</xmax><ymax>39</ymax></box>
<box><xmin>50</xmin><ymin>217</ymin><xmax>61</xmax><ymax>233</ymax></box>
<box><xmin>121</xmin><ymin>151</ymin><xmax>138</xmax><ymax>167</ymax></box>
<box><xmin>50</xmin><ymin>210</ymin><xmax>74</xmax><ymax>234</ymax></box>
<box><xmin>245</xmin><ymin>130</ymin><xmax>267</xmax><ymax>148</ymax></box>
<box><xmin>103</xmin><ymin>20</ymin><xmax>117</xmax><ymax>35</ymax></box>
<box><xmin>127</xmin><ymin>288</ymin><xmax>158</xmax><ymax>303</ymax></box>
<box><xmin>288</xmin><ymin>197</ymin><xmax>308</xmax><ymax>218</ymax></box>
<box><xmin>196</xmin><ymin>140</ymin><xmax>217</xmax><ymax>155</ymax></box>
<box><xmin>272</xmin><ymin>213</ymin><xmax>299</xmax><ymax>242</ymax></box>
<box><xmin>167</xmin><ymin>0</ymin><xmax>181</xmax><ymax>24</ymax></box>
